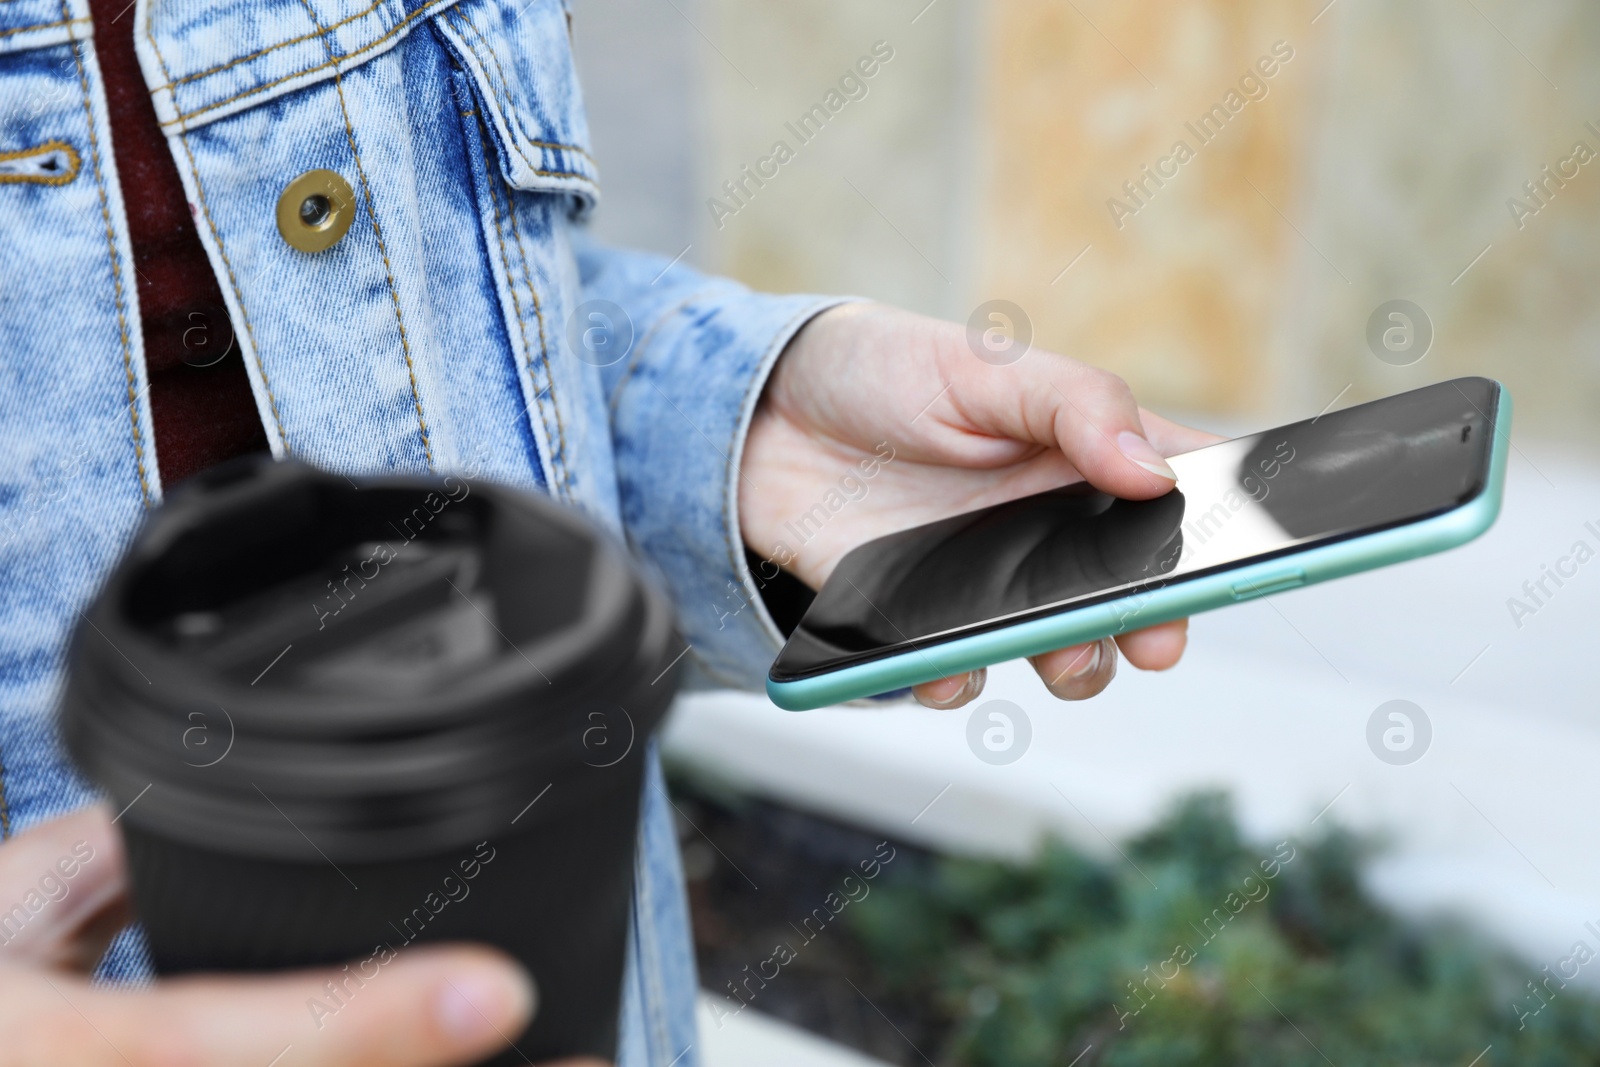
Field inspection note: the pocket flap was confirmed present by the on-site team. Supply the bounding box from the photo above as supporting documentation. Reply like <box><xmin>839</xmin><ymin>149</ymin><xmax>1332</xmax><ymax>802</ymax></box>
<box><xmin>434</xmin><ymin>0</ymin><xmax>599</xmax><ymax>211</ymax></box>
<box><xmin>0</xmin><ymin>0</ymin><xmax>91</xmax><ymax>56</ymax></box>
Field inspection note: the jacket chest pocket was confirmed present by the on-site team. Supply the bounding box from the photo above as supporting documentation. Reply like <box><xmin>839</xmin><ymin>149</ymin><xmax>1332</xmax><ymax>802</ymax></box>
<box><xmin>136</xmin><ymin>0</ymin><xmax>607</xmax><ymax>499</ymax></box>
<box><xmin>431</xmin><ymin>0</ymin><xmax>617</xmax><ymax>510</ymax></box>
<box><xmin>434</xmin><ymin>0</ymin><xmax>598</xmax><ymax>207</ymax></box>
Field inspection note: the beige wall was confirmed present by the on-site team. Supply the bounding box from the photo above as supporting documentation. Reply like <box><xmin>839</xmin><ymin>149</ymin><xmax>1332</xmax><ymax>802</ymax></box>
<box><xmin>1286</xmin><ymin>1</ymin><xmax>1600</xmax><ymax>445</ymax></box>
<box><xmin>695</xmin><ymin>0</ymin><xmax>973</xmax><ymax>320</ymax></box>
<box><xmin>973</xmin><ymin>0</ymin><xmax>1315</xmax><ymax>415</ymax></box>
<box><xmin>664</xmin><ymin>0</ymin><xmax>1600</xmax><ymax>445</ymax></box>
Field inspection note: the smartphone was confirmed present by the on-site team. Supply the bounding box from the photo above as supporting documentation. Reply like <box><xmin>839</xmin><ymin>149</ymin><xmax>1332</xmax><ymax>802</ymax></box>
<box><xmin>766</xmin><ymin>377</ymin><xmax>1511</xmax><ymax>711</ymax></box>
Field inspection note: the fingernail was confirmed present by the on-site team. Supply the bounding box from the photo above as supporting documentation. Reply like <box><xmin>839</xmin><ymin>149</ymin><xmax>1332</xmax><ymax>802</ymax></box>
<box><xmin>1053</xmin><ymin>643</ymin><xmax>1101</xmax><ymax>686</ymax></box>
<box><xmin>436</xmin><ymin>962</ymin><xmax>536</xmax><ymax>1047</ymax></box>
<box><xmin>1116</xmin><ymin>431</ymin><xmax>1177</xmax><ymax>481</ymax></box>
<box><xmin>920</xmin><ymin>669</ymin><xmax>985</xmax><ymax>709</ymax></box>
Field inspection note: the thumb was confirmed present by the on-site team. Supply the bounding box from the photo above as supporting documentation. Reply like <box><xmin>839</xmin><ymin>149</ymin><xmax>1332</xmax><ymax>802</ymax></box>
<box><xmin>0</xmin><ymin>804</ymin><xmax>126</xmax><ymax>966</ymax></box>
<box><xmin>932</xmin><ymin>312</ymin><xmax>1179</xmax><ymax>500</ymax></box>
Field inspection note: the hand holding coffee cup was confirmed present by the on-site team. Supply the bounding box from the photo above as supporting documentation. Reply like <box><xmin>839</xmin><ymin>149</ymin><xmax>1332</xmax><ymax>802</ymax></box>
<box><xmin>62</xmin><ymin>458</ymin><xmax>682</xmax><ymax>1064</ymax></box>
<box><xmin>0</xmin><ymin>804</ymin><xmax>613</xmax><ymax>1067</ymax></box>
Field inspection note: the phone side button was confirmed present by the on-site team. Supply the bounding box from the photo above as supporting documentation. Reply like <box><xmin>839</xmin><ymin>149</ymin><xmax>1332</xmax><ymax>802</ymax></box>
<box><xmin>1229</xmin><ymin>569</ymin><xmax>1306</xmax><ymax>601</ymax></box>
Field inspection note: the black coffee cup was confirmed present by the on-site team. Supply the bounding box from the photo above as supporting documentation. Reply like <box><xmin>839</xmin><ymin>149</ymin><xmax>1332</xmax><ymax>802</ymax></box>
<box><xmin>61</xmin><ymin>458</ymin><xmax>682</xmax><ymax>1064</ymax></box>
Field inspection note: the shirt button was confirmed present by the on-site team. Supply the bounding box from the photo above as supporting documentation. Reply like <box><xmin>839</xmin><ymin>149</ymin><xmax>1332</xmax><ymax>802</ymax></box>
<box><xmin>276</xmin><ymin>169</ymin><xmax>355</xmax><ymax>253</ymax></box>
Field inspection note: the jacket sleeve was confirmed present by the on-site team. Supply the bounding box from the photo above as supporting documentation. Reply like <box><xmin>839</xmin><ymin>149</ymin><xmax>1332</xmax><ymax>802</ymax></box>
<box><xmin>577</xmin><ymin>234</ymin><xmax>854</xmax><ymax>690</ymax></box>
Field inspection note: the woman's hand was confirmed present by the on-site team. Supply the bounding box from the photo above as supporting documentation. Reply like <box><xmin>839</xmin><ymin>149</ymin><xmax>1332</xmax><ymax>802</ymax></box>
<box><xmin>741</xmin><ymin>302</ymin><xmax>1221</xmax><ymax>708</ymax></box>
<box><xmin>0</xmin><ymin>805</ymin><xmax>597</xmax><ymax>1067</ymax></box>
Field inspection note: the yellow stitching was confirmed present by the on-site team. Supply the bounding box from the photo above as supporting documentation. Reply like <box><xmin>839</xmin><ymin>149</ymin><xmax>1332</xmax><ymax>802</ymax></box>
<box><xmin>444</xmin><ymin>23</ymin><xmax>601</xmax><ymax>189</ymax></box>
<box><xmin>528</xmin><ymin>144</ymin><xmax>590</xmax><ymax>161</ymax></box>
<box><xmin>447</xmin><ymin>10</ymin><xmax>595</xmax><ymax>168</ymax></box>
<box><xmin>502</xmin><ymin>167</ymin><xmax>572</xmax><ymax>497</ymax></box>
<box><xmin>473</xmin><ymin>110</ymin><xmax>566</xmax><ymax>496</ymax></box>
<box><xmin>297</xmin><ymin>0</ymin><xmax>434</xmax><ymax>469</ymax></box>
<box><xmin>477</xmin><ymin>117</ymin><xmax>551</xmax><ymax>484</ymax></box>
<box><xmin>0</xmin><ymin>15</ymin><xmax>88</xmax><ymax>38</ymax></box>
<box><xmin>444</xmin><ymin>13</ymin><xmax>560</xmax><ymax>179</ymax></box>
<box><xmin>522</xmin><ymin>166</ymin><xmax>592</xmax><ymax>180</ymax></box>
<box><xmin>157</xmin><ymin>7</ymin><xmax>595</xmax><ymax>194</ymax></box>
<box><xmin>0</xmin><ymin>139</ymin><xmax>79</xmax><ymax>185</ymax></box>
<box><xmin>158</xmin><ymin>0</ymin><xmax>452</xmax><ymax>128</ymax></box>
<box><xmin>152</xmin><ymin>0</ymin><xmax>390</xmax><ymax>91</ymax></box>
<box><xmin>143</xmin><ymin>4</ymin><xmax>291</xmax><ymax>453</ymax></box>
<box><xmin>445</xmin><ymin>11</ymin><xmax>597</xmax><ymax>187</ymax></box>
<box><xmin>63</xmin><ymin>7</ymin><xmax>151</xmax><ymax>506</ymax></box>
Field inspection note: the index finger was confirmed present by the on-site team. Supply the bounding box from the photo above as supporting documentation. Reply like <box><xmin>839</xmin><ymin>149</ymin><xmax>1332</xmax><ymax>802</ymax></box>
<box><xmin>2</xmin><ymin>944</ymin><xmax>537</xmax><ymax>1067</ymax></box>
<box><xmin>1139</xmin><ymin>409</ymin><xmax>1227</xmax><ymax>456</ymax></box>
<box><xmin>948</xmin><ymin>358</ymin><xmax>1180</xmax><ymax>500</ymax></box>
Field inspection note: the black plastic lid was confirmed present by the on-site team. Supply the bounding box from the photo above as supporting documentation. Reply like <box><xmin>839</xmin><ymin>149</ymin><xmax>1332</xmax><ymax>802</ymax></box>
<box><xmin>62</xmin><ymin>459</ymin><xmax>682</xmax><ymax>862</ymax></box>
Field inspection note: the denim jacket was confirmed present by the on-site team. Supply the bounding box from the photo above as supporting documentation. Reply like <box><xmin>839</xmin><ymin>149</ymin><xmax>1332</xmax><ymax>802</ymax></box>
<box><xmin>0</xmin><ymin>0</ymin><xmax>841</xmax><ymax>1060</ymax></box>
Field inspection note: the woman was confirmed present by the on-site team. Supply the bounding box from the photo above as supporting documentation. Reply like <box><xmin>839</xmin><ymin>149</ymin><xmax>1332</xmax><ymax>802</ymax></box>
<box><xmin>0</xmin><ymin>0</ymin><xmax>1206</xmax><ymax>1062</ymax></box>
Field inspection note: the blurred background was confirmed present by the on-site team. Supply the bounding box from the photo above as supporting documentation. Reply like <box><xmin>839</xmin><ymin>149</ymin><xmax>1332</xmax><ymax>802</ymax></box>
<box><xmin>572</xmin><ymin>1</ymin><xmax>1600</xmax><ymax>1063</ymax></box>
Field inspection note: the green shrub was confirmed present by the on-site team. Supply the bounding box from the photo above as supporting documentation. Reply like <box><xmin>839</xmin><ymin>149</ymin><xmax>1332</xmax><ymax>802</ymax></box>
<box><xmin>849</xmin><ymin>792</ymin><xmax>1600</xmax><ymax>1066</ymax></box>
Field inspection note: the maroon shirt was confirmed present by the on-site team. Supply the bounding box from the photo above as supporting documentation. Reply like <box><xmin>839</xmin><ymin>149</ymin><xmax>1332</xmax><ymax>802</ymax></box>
<box><xmin>89</xmin><ymin>0</ymin><xmax>269</xmax><ymax>487</ymax></box>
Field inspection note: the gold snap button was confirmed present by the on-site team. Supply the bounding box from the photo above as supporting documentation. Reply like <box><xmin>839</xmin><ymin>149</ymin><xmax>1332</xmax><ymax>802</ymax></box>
<box><xmin>276</xmin><ymin>169</ymin><xmax>355</xmax><ymax>253</ymax></box>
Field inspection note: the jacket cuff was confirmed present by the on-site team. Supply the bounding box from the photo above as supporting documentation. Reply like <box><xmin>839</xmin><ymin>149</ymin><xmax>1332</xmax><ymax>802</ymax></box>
<box><xmin>578</xmin><ymin>239</ymin><xmax>854</xmax><ymax>690</ymax></box>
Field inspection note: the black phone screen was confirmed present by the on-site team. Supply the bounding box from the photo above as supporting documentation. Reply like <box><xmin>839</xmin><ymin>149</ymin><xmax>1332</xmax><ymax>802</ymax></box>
<box><xmin>769</xmin><ymin>377</ymin><xmax>1500</xmax><ymax>682</ymax></box>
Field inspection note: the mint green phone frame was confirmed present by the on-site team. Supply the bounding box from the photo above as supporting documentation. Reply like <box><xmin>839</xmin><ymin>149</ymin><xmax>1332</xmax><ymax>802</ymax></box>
<box><xmin>766</xmin><ymin>384</ymin><xmax>1511</xmax><ymax>712</ymax></box>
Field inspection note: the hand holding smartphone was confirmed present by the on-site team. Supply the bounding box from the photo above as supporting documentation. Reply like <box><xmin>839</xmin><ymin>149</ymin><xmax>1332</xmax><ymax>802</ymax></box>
<box><xmin>767</xmin><ymin>378</ymin><xmax>1510</xmax><ymax>710</ymax></box>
